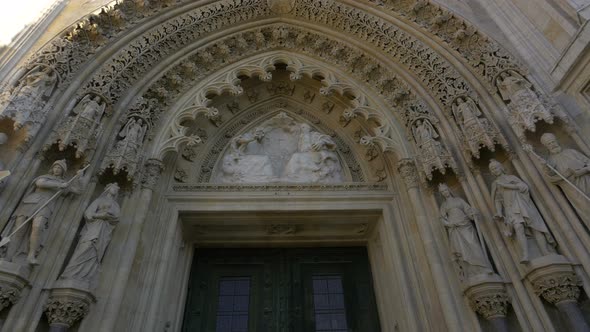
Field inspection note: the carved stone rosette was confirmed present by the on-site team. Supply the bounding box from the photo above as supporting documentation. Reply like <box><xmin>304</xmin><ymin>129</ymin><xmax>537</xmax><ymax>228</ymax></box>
<box><xmin>45</xmin><ymin>280</ymin><xmax>95</xmax><ymax>330</ymax></box>
<box><xmin>397</xmin><ymin>158</ymin><xmax>419</xmax><ymax>189</ymax></box>
<box><xmin>525</xmin><ymin>255</ymin><xmax>582</xmax><ymax>305</ymax></box>
<box><xmin>0</xmin><ymin>261</ymin><xmax>30</xmax><ymax>312</ymax></box>
<box><xmin>463</xmin><ymin>274</ymin><xmax>510</xmax><ymax>320</ymax></box>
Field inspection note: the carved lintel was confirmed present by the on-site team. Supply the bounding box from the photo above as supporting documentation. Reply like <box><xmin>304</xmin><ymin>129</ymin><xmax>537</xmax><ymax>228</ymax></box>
<box><xmin>397</xmin><ymin>158</ymin><xmax>419</xmax><ymax>189</ymax></box>
<box><xmin>141</xmin><ymin>158</ymin><xmax>164</xmax><ymax>190</ymax></box>
<box><xmin>0</xmin><ymin>261</ymin><xmax>30</xmax><ymax>312</ymax></box>
<box><xmin>45</xmin><ymin>280</ymin><xmax>95</xmax><ymax>328</ymax></box>
<box><xmin>525</xmin><ymin>255</ymin><xmax>581</xmax><ymax>305</ymax></box>
<box><xmin>463</xmin><ymin>274</ymin><xmax>510</xmax><ymax>320</ymax></box>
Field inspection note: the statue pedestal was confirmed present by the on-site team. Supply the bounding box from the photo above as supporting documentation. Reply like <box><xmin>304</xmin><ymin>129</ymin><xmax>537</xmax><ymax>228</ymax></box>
<box><xmin>45</xmin><ymin>279</ymin><xmax>95</xmax><ymax>332</ymax></box>
<box><xmin>463</xmin><ymin>274</ymin><xmax>510</xmax><ymax>332</ymax></box>
<box><xmin>0</xmin><ymin>260</ymin><xmax>30</xmax><ymax>312</ymax></box>
<box><xmin>525</xmin><ymin>254</ymin><xmax>589</xmax><ymax>332</ymax></box>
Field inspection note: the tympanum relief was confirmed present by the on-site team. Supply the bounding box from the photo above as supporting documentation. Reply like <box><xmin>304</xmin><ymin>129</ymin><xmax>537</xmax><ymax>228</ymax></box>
<box><xmin>214</xmin><ymin>112</ymin><xmax>344</xmax><ymax>183</ymax></box>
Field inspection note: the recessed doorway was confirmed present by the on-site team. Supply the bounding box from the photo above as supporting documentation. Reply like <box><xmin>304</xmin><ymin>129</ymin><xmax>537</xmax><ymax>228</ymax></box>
<box><xmin>182</xmin><ymin>247</ymin><xmax>381</xmax><ymax>332</ymax></box>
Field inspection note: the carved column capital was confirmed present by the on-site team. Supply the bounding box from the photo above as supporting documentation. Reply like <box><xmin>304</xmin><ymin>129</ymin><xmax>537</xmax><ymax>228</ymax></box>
<box><xmin>141</xmin><ymin>158</ymin><xmax>164</xmax><ymax>190</ymax></box>
<box><xmin>532</xmin><ymin>269</ymin><xmax>581</xmax><ymax>305</ymax></box>
<box><xmin>397</xmin><ymin>158</ymin><xmax>419</xmax><ymax>189</ymax></box>
<box><xmin>0</xmin><ymin>285</ymin><xmax>21</xmax><ymax>312</ymax></box>
<box><xmin>526</xmin><ymin>255</ymin><xmax>582</xmax><ymax>305</ymax></box>
<box><xmin>470</xmin><ymin>291</ymin><xmax>510</xmax><ymax>320</ymax></box>
<box><xmin>44</xmin><ymin>284</ymin><xmax>95</xmax><ymax>329</ymax></box>
<box><xmin>464</xmin><ymin>276</ymin><xmax>510</xmax><ymax>320</ymax></box>
<box><xmin>45</xmin><ymin>297</ymin><xmax>89</xmax><ymax>328</ymax></box>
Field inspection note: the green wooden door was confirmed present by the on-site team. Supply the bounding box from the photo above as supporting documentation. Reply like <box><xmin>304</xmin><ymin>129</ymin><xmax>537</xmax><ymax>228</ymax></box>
<box><xmin>182</xmin><ymin>248</ymin><xmax>381</xmax><ymax>332</ymax></box>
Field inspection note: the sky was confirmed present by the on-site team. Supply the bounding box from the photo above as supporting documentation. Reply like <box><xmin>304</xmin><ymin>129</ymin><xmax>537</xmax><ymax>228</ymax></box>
<box><xmin>0</xmin><ymin>0</ymin><xmax>57</xmax><ymax>46</ymax></box>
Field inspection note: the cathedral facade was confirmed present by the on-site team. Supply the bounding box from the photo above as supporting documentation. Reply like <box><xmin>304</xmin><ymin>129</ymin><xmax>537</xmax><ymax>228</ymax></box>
<box><xmin>1</xmin><ymin>0</ymin><xmax>590</xmax><ymax>331</ymax></box>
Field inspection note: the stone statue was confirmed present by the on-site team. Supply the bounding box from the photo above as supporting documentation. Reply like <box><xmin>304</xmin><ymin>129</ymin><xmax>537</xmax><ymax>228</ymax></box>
<box><xmin>413</xmin><ymin>119</ymin><xmax>437</xmax><ymax>146</ymax></box>
<box><xmin>489</xmin><ymin>159</ymin><xmax>556</xmax><ymax>263</ymax></box>
<box><xmin>540</xmin><ymin>133</ymin><xmax>590</xmax><ymax>227</ymax></box>
<box><xmin>453</xmin><ymin>97</ymin><xmax>481</xmax><ymax>131</ymax></box>
<box><xmin>110</xmin><ymin>117</ymin><xmax>148</xmax><ymax>173</ymax></box>
<box><xmin>451</xmin><ymin>97</ymin><xmax>498</xmax><ymax>158</ymax></box>
<box><xmin>284</xmin><ymin>123</ymin><xmax>343</xmax><ymax>183</ymax></box>
<box><xmin>60</xmin><ymin>183</ymin><xmax>120</xmax><ymax>284</ymax></box>
<box><xmin>0</xmin><ymin>66</ymin><xmax>57</xmax><ymax>131</ymax></box>
<box><xmin>220</xmin><ymin>127</ymin><xmax>275</xmax><ymax>183</ymax></box>
<box><xmin>55</xmin><ymin>95</ymin><xmax>106</xmax><ymax>158</ymax></box>
<box><xmin>230</xmin><ymin>128</ymin><xmax>266</xmax><ymax>156</ymax></box>
<box><xmin>439</xmin><ymin>184</ymin><xmax>493</xmax><ymax>280</ymax></box>
<box><xmin>496</xmin><ymin>70</ymin><xmax>552</xmax><ymax>132</ymax></box>
<box><xmin>2</xmin><ymin>160</ymin><xmax>83</xmax><ymax>265</ymax></box>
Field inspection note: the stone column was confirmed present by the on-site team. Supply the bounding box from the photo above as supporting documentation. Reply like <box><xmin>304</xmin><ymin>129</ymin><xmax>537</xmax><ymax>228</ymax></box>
<box><xmin>526</xmin><ymin>255</ymin><xmax>590</xmax><ymax>332</ymax></box>
<box><xmin>97</xmin><ymin>158</ymin><xmax>163</xmax><ymax>331</ymax></box>
<box><xmin>44</xmin><ymin>281</ymin><xmax>95</xmax><ymax>332</ymax></box>
<box><xmin>397</xmin><ymin>158</ymin><xmax>468</xmax><ymax>332</ymax></box>
<box><xmin>464</xmin><ymin>275</ymin><xmax>510</xmax><ymax>332</ymax></box>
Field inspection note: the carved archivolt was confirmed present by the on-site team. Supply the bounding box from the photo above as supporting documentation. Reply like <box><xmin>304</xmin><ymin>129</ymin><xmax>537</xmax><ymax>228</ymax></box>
<box><xmin>151</xmin><ymin>52</ymin><xmax>408</xmax><ymax>161</ymax></box>
<box><xmin>7</xmin><ymin>0</ymin><xmax>560</xmax><ymax>182</ymax></box>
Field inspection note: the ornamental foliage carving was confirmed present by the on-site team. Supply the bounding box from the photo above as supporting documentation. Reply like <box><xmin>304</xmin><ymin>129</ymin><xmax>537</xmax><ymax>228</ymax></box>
<box><xmin>44</xmin><ymin>297</ymin><xmax>90</xmax><ymax>328</ymax></box>
<box><xmin>397</xmin><ymin>158</ymin><xmax>419</xmax><ymax>188</ymax></box>
<box><xmin>469</xmin><ymin>292</ymin><xmax>510</xmax><ymax>320</ymax></box>
<box><xmin>532</xmin><ymin>270</ymin><xmax>582</xmax><ymax>305</ymax></box>
<box><xmin>0</xmin><ymin>285</ymin><xmax>20</xmax><ymax>312</ymax></box>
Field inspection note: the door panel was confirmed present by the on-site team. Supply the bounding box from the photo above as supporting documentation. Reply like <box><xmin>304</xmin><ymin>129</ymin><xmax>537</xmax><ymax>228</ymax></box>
<box><xmin>182</xmin><ymin>248</ymin><xmax>381</xmax><ymax>332</ymax></box>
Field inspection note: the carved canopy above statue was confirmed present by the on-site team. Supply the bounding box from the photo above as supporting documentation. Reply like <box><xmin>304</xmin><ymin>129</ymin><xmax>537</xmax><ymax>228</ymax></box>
<box><xmin>213</xmin><ymin>112</ymin><xmax>345</xmax><ymax>183</ymax></box>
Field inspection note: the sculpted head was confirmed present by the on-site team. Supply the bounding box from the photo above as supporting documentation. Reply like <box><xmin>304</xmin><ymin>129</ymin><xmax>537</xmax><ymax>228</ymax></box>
<box><xmin>105</xmin><ymin>182</ymin><xmax>120</xmax><ymax>197</ymax></box>
<box><xmin>300</xmin><ymin>123</ymin><xmax>311</xmax><ymax>133</ymax></box>
<box><xmin>438</xmin><ymin>183</ymin><xmax>453</xmax><ymax>199</ymax></box>
<box><xmin>489</xmin><ymin>159</ymin><xmax>504</xmax><ymax>177</ymax></box>
<box><xmin>540</xmin><ymin>133</ymin><xmax>561</xmax><ymax>154</ymax></box>
<box><xmin>254</xmin><ymin>128</ymin><xmax>265</xmax><ymax>140</ymax></box>
<box><xmin>50</xmin><ymin>159</ymin><xmax>67</xmax><ymax>177</ymax></box>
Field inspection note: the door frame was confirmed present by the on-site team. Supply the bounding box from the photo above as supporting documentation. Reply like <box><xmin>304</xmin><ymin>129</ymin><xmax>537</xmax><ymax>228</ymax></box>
<box><xmin>149</xmin><ymin>189</ymin><xmax>423</xmax><ymax>332</ymax></box>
